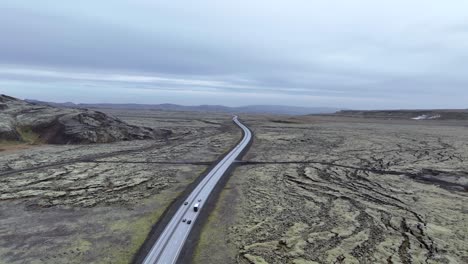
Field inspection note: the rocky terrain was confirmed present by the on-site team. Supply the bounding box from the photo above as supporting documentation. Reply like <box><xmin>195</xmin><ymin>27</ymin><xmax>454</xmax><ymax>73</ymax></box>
<box><xmin>0</xmin><ymin>109</ymin><xmax>240</xmax><ymax>263</ymax></box>
<box><xmin>2</xmin><ymin>104</ymin><xmax>467</xmax><ymax>264</ymax></box>
<box><xmin>0</xmin><ymin>95</ymin><xmax>167</xmax><ymax>144</ymax></box>
<box><xmin>195</xmin><ymin>115</ymin><xmax>468</xmax><ymax>264</ymax></box>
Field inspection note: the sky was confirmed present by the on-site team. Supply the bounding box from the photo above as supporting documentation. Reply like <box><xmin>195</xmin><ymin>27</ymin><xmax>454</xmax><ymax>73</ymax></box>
<box><xmin>1</xmin><ymin>0</ymin><xmax>468</xmax><ymax>109</ymax></box>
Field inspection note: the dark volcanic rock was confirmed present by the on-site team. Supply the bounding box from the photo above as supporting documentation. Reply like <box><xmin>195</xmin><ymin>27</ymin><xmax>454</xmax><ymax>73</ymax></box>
<box><xmin>0</xmin><ymin>94</ymin><xmax>169</xmax><ymax>144</ymax></box>
<box><xmin>0</xmin><ymin>117</ymin><xmax>21</xmax><ymax>141</ymax></box>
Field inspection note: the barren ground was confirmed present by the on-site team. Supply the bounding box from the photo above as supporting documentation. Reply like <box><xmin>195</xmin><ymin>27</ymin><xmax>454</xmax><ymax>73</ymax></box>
<box><xmin>0</xmin><ymin>110</ymin><xmax>240</xmax><ymax>264</ymax></box>
<box><xmin>194</xmin><ymin>115</ymin><xmax>468</xmax><ymax>264</ymax></box>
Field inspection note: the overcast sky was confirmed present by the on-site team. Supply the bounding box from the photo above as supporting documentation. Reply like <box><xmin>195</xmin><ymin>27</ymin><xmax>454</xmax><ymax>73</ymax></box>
<box><xmin>1</xmin><ymin>1</ymin><xmax>467</xmax><ymax>109</ymax></box>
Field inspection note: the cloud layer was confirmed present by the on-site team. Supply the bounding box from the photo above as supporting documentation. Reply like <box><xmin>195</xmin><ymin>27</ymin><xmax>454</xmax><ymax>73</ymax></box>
<box><xmin>1</xmin><ymin>0</ymin><xmax>468</xmax><ymax>108</ymax></box>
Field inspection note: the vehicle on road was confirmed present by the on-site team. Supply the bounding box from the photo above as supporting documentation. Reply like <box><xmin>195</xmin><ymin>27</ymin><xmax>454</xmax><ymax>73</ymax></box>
<box><xmin>141</xmin><ymin>116</ymin><xmax>251</xmax><ymax>264</ymax></box>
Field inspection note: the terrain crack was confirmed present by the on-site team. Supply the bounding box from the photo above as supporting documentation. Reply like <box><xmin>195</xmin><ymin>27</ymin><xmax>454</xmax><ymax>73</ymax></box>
<box><xmin>238</xmin><ymin>161</ymin><xmax>468</xmax><ymax>192</ymax></box>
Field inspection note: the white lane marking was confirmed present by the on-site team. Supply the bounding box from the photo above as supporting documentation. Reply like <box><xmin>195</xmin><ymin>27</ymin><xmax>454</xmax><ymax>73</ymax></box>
<box><xmin>143</xmin><ymin>117</ymin><xmax>251</xmax><ymax>264</ymax></box>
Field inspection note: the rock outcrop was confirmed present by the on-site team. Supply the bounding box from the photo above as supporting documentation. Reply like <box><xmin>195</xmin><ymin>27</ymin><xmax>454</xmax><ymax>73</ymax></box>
<box><xmin>0</xmin><ymin>94</ymin><xmax>169</xmax><ymax>144</ymax></box>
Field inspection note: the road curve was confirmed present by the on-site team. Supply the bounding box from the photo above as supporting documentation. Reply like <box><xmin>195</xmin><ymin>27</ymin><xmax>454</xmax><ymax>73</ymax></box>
<box><xmin>142</xmin><ymin>116</ymin><xmax>252</xmax><ymax>264</ymax></box>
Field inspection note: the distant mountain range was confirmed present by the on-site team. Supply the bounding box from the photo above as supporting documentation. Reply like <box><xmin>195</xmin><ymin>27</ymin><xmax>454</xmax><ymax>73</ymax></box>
<box><xmin>25</xmin><ymin>99</ymin><xmax>341</xmax><ymax>115</ymax></box>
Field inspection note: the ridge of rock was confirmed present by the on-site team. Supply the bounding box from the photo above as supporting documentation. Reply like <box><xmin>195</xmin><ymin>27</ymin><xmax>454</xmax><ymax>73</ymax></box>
<box><xmin>0</xmin><ymin>94</ymin><xmax>170</xmax><ymax>144</ymax></box>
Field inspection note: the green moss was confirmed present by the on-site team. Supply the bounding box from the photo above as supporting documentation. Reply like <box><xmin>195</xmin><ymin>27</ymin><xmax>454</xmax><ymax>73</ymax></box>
<box><xmin>244</xmin><ymin>254</ymin><xmax>269</xmax><ymax>264</ymax></box>
<box><xmin>56</xmin><ymin>238</ymin><xmax>93</xmax><ymax>263</ymax></box>
<box><xmin>193</xmin><ymin>133</ymin><xmax>243</xmax><ymax>262</ymax></box>
<box><xmin>104</xmin><ymin>167</ymin><xmax>207</xmax><ymax>264</ymax></box>
<box><xmin>74</xmin><ymin>239</ymin><xmax>92</xmax><ymax>258</ymax></box>
<box><xmin>193</xmin><ymin>207</ymin><xmax>223</xmax><ymax>260</ymax></box>
<box><xmin>105</xmin><ymin>194</ymin><xmax>178</xmax><ymax>264</ymax></box>
<box><xmin>292</xmin><ymin>259</ymin><xmax>320</xmax><ymax>264</ymax></box>
<box><xmin>16</xmin><ymin>126</ymin><xmax>42</xmax><ymax>144</ymax></box>
<box><xmin>193</xmin><ymin>188</ymin><xmax>238</xmax><ymax>264</ymax></box>
<box><xmin>0</xmin><ymin>140</ymin><xmax>21</xmax><ymax>147</ymax></box>
<box><xmin>104</xmin><ymin>166</ymin><xmax>203</xmax><ymax>264</ymax></box>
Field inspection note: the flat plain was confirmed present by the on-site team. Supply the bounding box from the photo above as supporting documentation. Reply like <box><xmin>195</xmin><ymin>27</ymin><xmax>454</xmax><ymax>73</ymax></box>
<box><xmin>194</xmin><ymin>115</ymin><xmax>468</xmax><ymax>264</ymax></box>
<box><xmin>1</xmin><ymin>110</ymin><xmax>467</xmax><ymax>264</ymax></box>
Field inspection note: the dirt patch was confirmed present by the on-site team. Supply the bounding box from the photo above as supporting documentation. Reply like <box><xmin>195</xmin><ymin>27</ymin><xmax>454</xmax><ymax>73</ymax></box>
<box><xmin>0</xmin><ymin>142</ymin><xmax>38</xmax><ymax>153</ymax></box>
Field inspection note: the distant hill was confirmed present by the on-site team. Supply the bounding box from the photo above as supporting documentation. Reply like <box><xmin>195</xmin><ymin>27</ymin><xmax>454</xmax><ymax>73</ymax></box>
<box><xmin>334</xmin><ymin>109</ymin><xmax>468</xmax><ymax>120</ymax></box>
<box><xmin>25</xmin><ymin>99</ymin><xmax>340</xmax><ymax>115</ymax></box>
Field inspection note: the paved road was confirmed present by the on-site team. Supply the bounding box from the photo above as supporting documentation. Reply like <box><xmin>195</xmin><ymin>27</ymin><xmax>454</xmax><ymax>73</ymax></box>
<box><xmin>142</xmin><ymin>116</ymin><xmax>252</xmax><ymax>264</ymax></box>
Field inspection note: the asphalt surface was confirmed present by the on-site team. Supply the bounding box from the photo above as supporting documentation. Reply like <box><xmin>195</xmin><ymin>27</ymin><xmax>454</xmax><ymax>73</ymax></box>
<box><xmin>142</xmin><ymin>116</ymin><xmax>252</xmax><ymax>264</ymax></box>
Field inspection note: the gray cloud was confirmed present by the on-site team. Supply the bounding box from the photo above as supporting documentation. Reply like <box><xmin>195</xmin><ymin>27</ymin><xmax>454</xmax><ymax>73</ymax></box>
<box><xmin>1</xmin><ymin>0</ymin><xmax>468</xmax><ymax>109</ymax></box>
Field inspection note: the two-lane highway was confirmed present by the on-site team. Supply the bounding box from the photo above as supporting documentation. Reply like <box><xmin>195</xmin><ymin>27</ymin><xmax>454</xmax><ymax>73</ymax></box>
<box><xmin>142</xmin><ymin>116</ymin><xmax>252</xmax><ymax>264</ymax></box>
